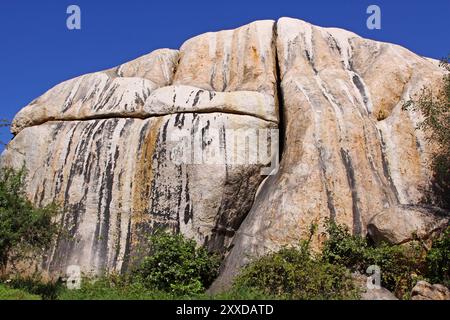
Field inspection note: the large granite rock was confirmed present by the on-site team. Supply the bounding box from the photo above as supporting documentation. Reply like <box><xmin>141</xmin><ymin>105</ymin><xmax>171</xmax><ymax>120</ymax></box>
<box><xmin>2</xmin><ymin>20</ymin><xmax>279</xmax><ymax>275</ymax></box>
<box><xmin>211</xmin><ymin>17</ymin><xmax>445</xmax><ymax>291</ymax></box>
<box><xmin>1</xmin><ymin>18</ymin><xmax>446</xmax><ymax>280</ymax></box>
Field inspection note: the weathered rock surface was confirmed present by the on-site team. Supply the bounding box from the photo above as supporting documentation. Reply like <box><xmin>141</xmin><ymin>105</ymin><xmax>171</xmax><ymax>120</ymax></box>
<box><xmin>2</xmin><ymin>20</ymin><xmax>279</xmax><ymax>275</ymax></box>
<box><xmin>411</xmin><ymin>281</ymin><xmax>450</xmax><ymax>300</ymax></box>
<box><xmin>353</xmin><ymin>273</ymin><xmax>398</xmax><ymax>300</ymax></box>
<box><xmin>211</xmin><ymin>17</ymin><xmax>445</xmax><ymax>291</ymax></box>
<box><xmin>11</xmin><ymin>49</ymin><xmax>180</xmax><ymax>135</ymax></box>
<box><xmin>367</xmin><ymin>205</ymin><xmax>448</xmax><ymax>245</ymax></box>
<box><xmin>173</xmin><ymin>20</ymin><xmax>277</xmax><ymax>96</ymax></box>
<box><xmin>3</xmin><ymin>114</ymin><xmax>275</xmax><ymax>273</ymax></box>
<box><xmin>1</xmin><ymin>18</ymin><xmax>447</xmax><ymax>279</ymax></box>
<box><xmin>361</xmin><ymin>287</ymin><xmax>398</xmax><ymax>300</ymax></box>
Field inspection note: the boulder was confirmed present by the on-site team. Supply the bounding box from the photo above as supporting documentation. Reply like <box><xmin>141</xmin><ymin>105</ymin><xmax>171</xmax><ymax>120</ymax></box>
<box><xmin>367</xmin><ymin>205</ymin><xmax>448</xmax><ymax>245</ymax></box>
<box><xmin>411</xmin><ymin>281</ymin><xmax>450</xmax><ymax>300</ymax></box>
<box><xmin>352</xmin><ymin>273</ymin><xmax>398</xmax><ymax>300</ymax></box>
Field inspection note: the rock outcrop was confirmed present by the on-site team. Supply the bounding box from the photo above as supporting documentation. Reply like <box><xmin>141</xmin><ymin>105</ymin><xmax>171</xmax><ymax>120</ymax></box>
<box><xmin>367</xmin><ymin>205</ymin><xmax>448</xmax><ymax>245</ymax></box>
<box><xmin>210</xmin><ymin>18</ymin><xmax>445</xmax><ymax>291</ymax></box>
<box><xmin>411</xmin><ymin>281</ymin><xmax>450</xmax><ymax>300</ymax></box>
<box><xmin>1</xmin><ymin>18</ymin><xmax>447</xmax><ymax>280</ymax></box>
<box><xmin>2</xmin><ymin>20</ymin><xmax>278</xmax><ymax>275</ymax></box>
<box><xmin>352</xmin><ymin>273</ymin><xmax>398</xmax><ymax>300</ymax></box>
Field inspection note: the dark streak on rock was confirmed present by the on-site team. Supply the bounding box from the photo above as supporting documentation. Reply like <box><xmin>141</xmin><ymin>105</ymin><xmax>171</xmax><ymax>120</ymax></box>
<box><xmin>340</xmin><ymin>148</ymin><xmax>362</xmax><ymax>235</ymax></box>
<box><xmin>193</xmin><ymin>90</ymin><xmax>204</xmax><ymax>107</ymax></box>
<box><xmin>378</xmin><ymin>130</ymin><xmax>400</xmax><ymax>203</ymax></box>
<box><xmin>318</xmin><ymin>145</ymin><xmax>336</xmax><ymax>220</ymax></box>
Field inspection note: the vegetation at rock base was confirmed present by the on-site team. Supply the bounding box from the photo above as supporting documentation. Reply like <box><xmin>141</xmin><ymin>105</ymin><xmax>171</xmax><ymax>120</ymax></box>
<box><xmin>0</xmin><ymin>167</ymin><xmax>60</xmax><ymax>274</ymax></box>
<box><xmin>1</xmin><ymin>223</ymin><xmax>449</xmax><ymax>300</ymax></box>
<box><xmin>131</xmin><ymin>230</ymin><xmax>221</xmax><ymax>295</ymax></box>
<box><xmin>4</xmin><ymin>273</ymin><xmax>61</xmax><ymax>300</ymax></box>
<box><xmin>233</xmin><ymin>241</ymin><xmax>360</xmax><ymax>300</ymax></box>
<box><xmin>0</xmin><ymin>170</ymin><xmax>446</xmax><ymax>301</ymax></box>
<box><xmin>321</xmin><ymin>219</ymin><xmax>425</xmax><ymax>299</ymax></box>
<box><xmin>56</xmin><ymin>274</ymin><xmax>273</xmax><ymax>300</ymax></box>
<box><xmin>425</xmin><ymin>226</ymin><xmax>450</xmax><ymax>287</ymax></box>
<box><xmin>234</xmin><ymin>220</ymin><xmax>449</xmax><ymax>300</ymax></box>
<box><xmin>403</xmin><ymin>55</ymin><xmax>450</xmax><ymax>209</ymax></box>
<box><xmin>0</xmin><ymin>284</ymin><xmax>41</xmax><ymax>300</ymax></box>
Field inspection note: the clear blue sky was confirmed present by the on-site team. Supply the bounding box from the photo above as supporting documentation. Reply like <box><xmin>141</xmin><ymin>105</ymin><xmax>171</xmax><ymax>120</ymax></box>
<box><xmin>0</xmin><ymin>0</ymin><xmax>449</xmax><ymax>149</ymax></box>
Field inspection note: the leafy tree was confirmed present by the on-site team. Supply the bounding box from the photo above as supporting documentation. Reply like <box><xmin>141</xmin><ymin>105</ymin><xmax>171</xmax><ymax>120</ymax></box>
<box><xmin>132</xmin><ymin>231</ymin><xmax>220</xmax><ymax>295</ymax></box>
<box><xmin>426</xmin><ymin>226</ymin><xmax>450</xmax><ymax>287</ymax></box>
<box><xmin>403</xmin><ymin>56</ymin><xmax>450</xmax><ymax>209</ymax></box>
<box><xmin>0</xmin><ymin>167</ymin><xmax>60</xmax><ymax>274</ymax></box>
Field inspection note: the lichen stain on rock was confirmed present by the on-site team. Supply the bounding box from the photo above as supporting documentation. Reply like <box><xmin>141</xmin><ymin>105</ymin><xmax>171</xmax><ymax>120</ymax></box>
<box><xmin>130</xmin><ymin>117</ymin><xmax>164</xmax><ymax>248</ymax></box>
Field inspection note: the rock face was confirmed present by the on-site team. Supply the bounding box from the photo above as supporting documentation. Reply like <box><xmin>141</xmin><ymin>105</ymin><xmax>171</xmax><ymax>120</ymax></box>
<box><xmin>411</xmin><ymin>281</ymin><xmax>450</xmax><ymax>300</ymax></box>
<box><xmin>353</xmin><ymin>273</ymin><xmax>398</xmax><ymax>300</ymax></box>
<box><xmin>2</xmin><ymin>20</ymin><xmax>278</xmax><ymax>275</ymax></box>
<box><xmin>367</xmin><ymin>205</ymin><xmax>448</xmax><ymax>245</ymax></box>
<box><xmin>1</xmin><ymin>18</ymin><xmax>446</xmax><ymax>278</ymax></box>
<box><xmin>210</xmin><ymin>18</ymin><xmax>445</xmax><ymax>291</ymax></box>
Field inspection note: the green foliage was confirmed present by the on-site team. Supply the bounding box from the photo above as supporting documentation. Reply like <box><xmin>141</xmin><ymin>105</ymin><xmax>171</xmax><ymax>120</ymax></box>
<box><xmin>211</xmin><ymin>286</ymin><xmax>275</xmax><ymax>300</ymax></box>
<box><xmin>0</xmin><ymin>284</ymin><xmax>41</xmax><ymax>300</ymax></box>
<box><xmin>0</xmin><ymin>167</ymin><xmax>60</xmax><ymax>272</ymax></box>
<box><xmin>5</xmin><ymin>273</ymin><xmax>62</xmax><ymax>300</ymax></box>
<box><xmin>233</xmin><ymin>241</ymin><xmax>360</xmax><ymax>300</ymax></box>
<box><xmin>321</xmin><ymin>220</ymin><xmax>425</xmax><ymax>299</ymax></box>
<box><xmin>57</xmin><ymin>274</ymin><xmax>273</xmax><ymax>300</ymax></box>
<box><xmin>426</xmin><ymin>226</ymin><xmax>450</xmax><ymax>287</ymax></box>
<box><xmin>57</xmin><ymin>274</ymin><xmax>176</xmax><ymax>300</ymax></box>
<box><xmin>403</xmin><ymin>56</ymin><xmax>450</xmax><ymax>208</ymax></box>
<box><xmin>321</xmin><ymin>219</ymin><xmax>369</xmax><ymax>270</ymax></box>
<box><xmin>132</xmin><ymin>231</ymin><xmax>220</xmax><ymax>296</ymax></box>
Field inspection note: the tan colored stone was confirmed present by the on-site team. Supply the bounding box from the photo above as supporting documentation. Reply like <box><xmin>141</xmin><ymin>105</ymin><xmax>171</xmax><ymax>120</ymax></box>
<box><xmin>173</xmin><ymin>20</ymin><xmax>277</xmax><ymax>96</ymax></box>
<box><xmin>2</xmin><ymin>114</ymin><xmax>275</xmax><ymax>274</ymax></box>
<box><xmin>367</xmin><ymin>205</ymin><xmax>448</xmax><ymax>245</ymax></box>
<box><xmin>211</xmin><ymin>17</ymin><xmax>446</xmax><ymax>292</ymax></box>
<box><xmin>411</xmin><ymin>281</ymin><xmax>450</xmax><ymax>300</ymax></box>
<box><xmin>114</xmin><ymin>48</ymin><xmax>179</xmax><ymax>83</ymax></box>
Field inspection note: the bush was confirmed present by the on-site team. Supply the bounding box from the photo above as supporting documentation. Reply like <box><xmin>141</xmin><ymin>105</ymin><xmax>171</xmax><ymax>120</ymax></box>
<box><xmin>0</xmin><ymin>284</ymin><xmax>40</xmax><ymax>300</ymax></box>
<box><xmin>57</xmin><ymin>273</ymin><xmax>275</xmax><ymax>300</ymax></box>
<box><xmin>321</xmin><ymin>220</ymin><xmax>425</xmax><ymax>299</ymax></box>
<box><xmin>5</xmin><ymin>273</ymin><xmax>62</xmax><ymax>300</ymax></box>
<box><xmin>132</xmin><ymin>231</ymin><xmax>220</xmax><ymax>295</ymax></box>
<box><xmin>0</xmin><ymin>167</ymin><xmax>60</xmax><ymax>273</ymax></box>
<box><xmin>233</xmin><ymin>241</ymin><xmax>359</xmax><ymax>300</ymax></box>
<box><xmin>57</xmin><ymin>274</ymin><xmax>177</xmax><ymax>300</ymax></box>
<box><xmin>426</xmin><ymin>226</ymin><xmax>450</xmax><ymax>287</ymax></box>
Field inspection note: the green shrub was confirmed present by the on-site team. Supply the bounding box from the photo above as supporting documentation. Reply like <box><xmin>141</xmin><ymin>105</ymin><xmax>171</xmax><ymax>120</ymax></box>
<box><xmin>57</xmin><ymin>274</ymin><xmax>178</xmax><ymax>300</ymax></box>
<box><xmin>56</xmin><ymin>273</ymin><xmax>274</xmax><ymax>300</ymax></box>
<box><xmin>426</xmin><ymin>226</ymin><xmax>450</xmax><ymax>287</ymax></box>
<box><xmin>321</xmin><ymin>219</ymin><xmax>369</xmax><ymax>270</ymax></box>
<box><xmin>6</xmin><ymin>273</ymin><xmax>62</xmax><ymax>300</ymax></box>
<box><xmin>132</xmin><ymin>231</ymin><xmax>220</xmax><ymax>296</ymax></box>
<box><xmin>233</xmin><ymin>242</ymin><xmax>359</xmax><ymax>300</ymax></box>
<box><xmin>0</xmin><ymin>167</ymin><xmax>60</xmax><ymax>273</ymax></box>
<box><xmin>0</xmin><ymin>284</ymin><xmax>41</xmax><ymax>300</ymax></box>
<box><xmin>321</xmin><ymin>220</ymin><xmax>425</xmax><ymax>298</ymax></box>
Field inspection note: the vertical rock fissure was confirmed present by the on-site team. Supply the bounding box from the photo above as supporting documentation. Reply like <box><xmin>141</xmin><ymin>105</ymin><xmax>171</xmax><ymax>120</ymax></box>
<box><xmin>273</xmin><ymin>21</ymin><xmax>285</xmax><ymax>161</ymax></box>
